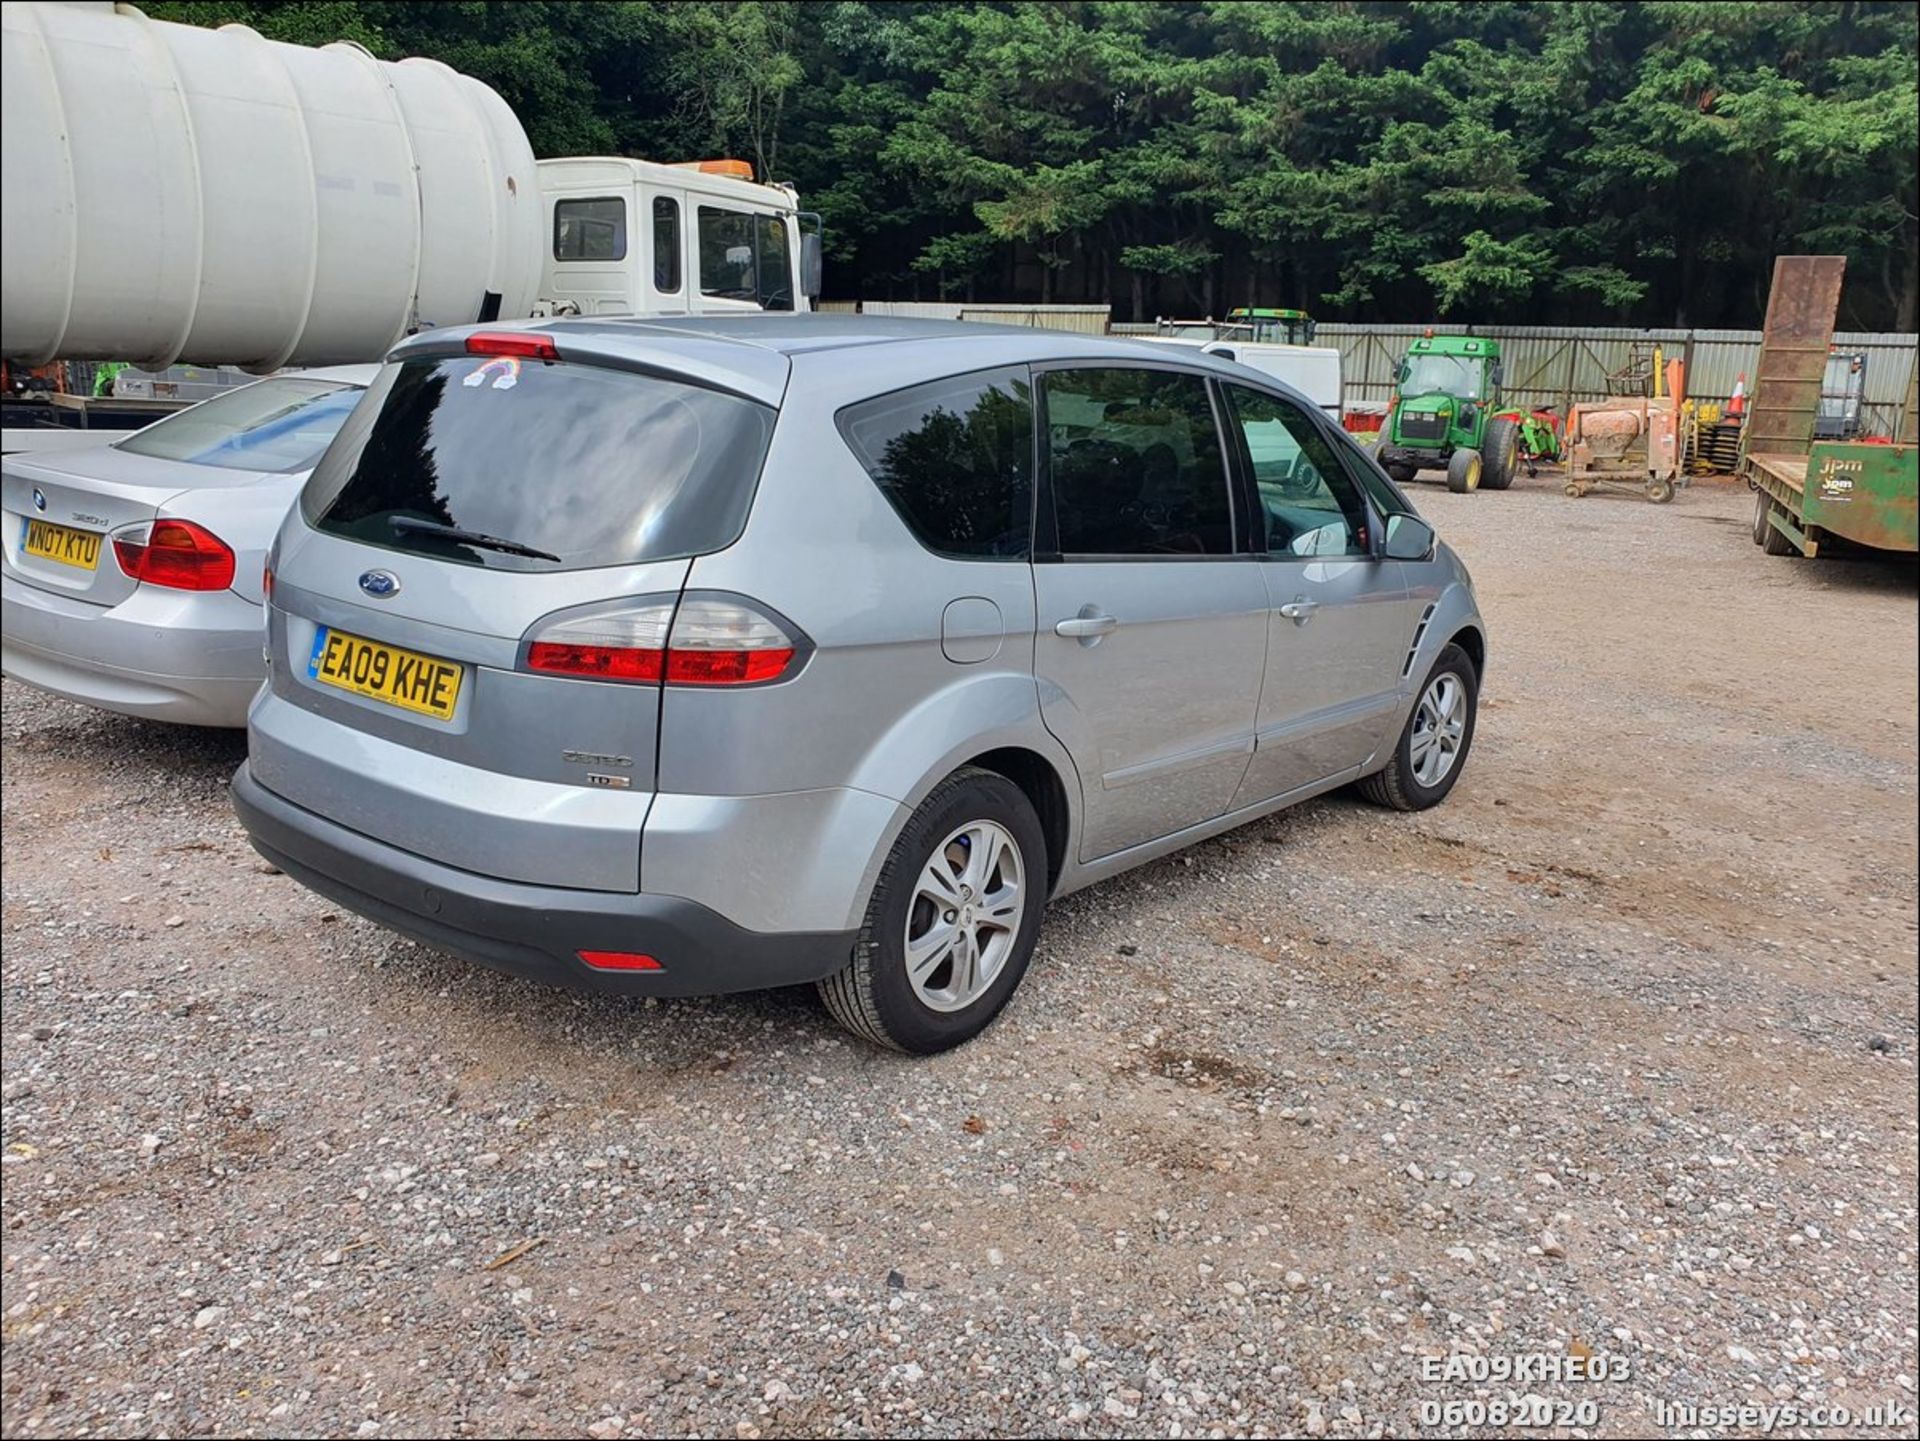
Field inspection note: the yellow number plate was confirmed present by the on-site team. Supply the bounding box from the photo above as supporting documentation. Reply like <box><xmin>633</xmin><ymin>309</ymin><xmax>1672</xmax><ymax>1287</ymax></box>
<box><xmin>22</xmin><ymin>518</ymin><xmax>102</xmax><ymax>571</ymax></box>
<box><xmin>308</xmin><ymin>627</ymin><xmax>463</xmax><ymax>721</ymax></box>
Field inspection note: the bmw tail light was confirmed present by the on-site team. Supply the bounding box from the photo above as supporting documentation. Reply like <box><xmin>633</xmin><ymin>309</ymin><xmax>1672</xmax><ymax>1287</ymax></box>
<box><xmin>114</xmin><ymin>519</ymin><xmax>236</xmax><ymax>592</ymax></box>
<box><xmin>522</xmin><ymin>594</ymin><xmax>805</xmax><ymax>687</ymax></box>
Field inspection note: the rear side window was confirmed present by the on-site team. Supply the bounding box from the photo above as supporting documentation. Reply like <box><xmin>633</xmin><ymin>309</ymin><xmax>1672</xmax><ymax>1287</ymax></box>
<box><xmin>838</xmin><ymin>368</ymin><xmax>1034</xmax><ymax>559</ymax></box>
<box><xmin>1041</xmin><ymin>367</ymin><xmax>1233</xmax><ymax>556</ymax></box>
<box><xmin>302</xmin><ymin>357</ymin><xmax>773</xmax><ymax>572</ymax></box>
<box><xmin>653</xmin><ymin>197</ymin><xmax>681</xmax><ymax>292</ymax></box>
<box><xmin>554</xmin><ymin>197</ymin><xmax>626</xmax><ymax>261</ymax></box>
<box><xmin>114</xmin><ymin>376</ymin><xmax>363</xmax><ymax>473</ymax></box>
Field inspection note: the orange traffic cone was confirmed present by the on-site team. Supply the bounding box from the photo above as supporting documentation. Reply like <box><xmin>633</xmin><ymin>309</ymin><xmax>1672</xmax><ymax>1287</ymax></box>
<box><xmin>1728</xmin><ymin>372</ymin><xmax>1746</xmax><ymax>417</ymax></box>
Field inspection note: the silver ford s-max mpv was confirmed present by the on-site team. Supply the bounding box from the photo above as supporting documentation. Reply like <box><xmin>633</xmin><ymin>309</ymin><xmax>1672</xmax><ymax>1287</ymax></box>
<box><xmin>232</xmin><ymin>316</ymin><xmax>1486</xmax><ymax>1053</ymax></box>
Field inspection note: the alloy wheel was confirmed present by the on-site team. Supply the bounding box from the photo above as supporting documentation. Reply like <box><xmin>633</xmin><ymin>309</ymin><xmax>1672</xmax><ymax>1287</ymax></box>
<box><xmin>1410</xmin><ymin>672</ymin><xmax>1468</xmax><ymax>787</ymax></box>
<box><xmin>903</xmin><ymin>820</ymin><xmax>1026</xmax><ymax>1012</ymax></box>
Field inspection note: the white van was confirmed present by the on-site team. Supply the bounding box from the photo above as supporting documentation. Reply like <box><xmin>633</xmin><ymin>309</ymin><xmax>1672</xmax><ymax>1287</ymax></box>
<box><xmin>1137</xmin><ymin>332</ymin><xmax>1343</xmax><ymax>418</ymax></box>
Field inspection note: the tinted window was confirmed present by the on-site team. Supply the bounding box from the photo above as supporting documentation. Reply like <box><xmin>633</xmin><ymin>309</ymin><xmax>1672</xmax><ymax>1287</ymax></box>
<box><xmin>698</xmin><ymin>207</ymin><xmax>793</xmax><ymax>311</ymax></box>
<box><xmin>302</xmin><ymin>357</ymin><xmax>773</xmax><ymax>572</ymax></box>
<box><xmin>114</xmin><ymin>377</ymin><xmax>363</xmax><ymax>473</ymax></box>
<box><xmin>653</xmin><ymin>197</ymin><xmax>681</xmax><ymax>293</ymax></box>
<box><xmin>1224</xmin><ymin>385</ymin><xmax>1370</xmax><ymax>557</ymax></box>
<box><xmin>554</xmin><ymin>197</ymin><xmax>626</xmax><ymax>262</ymax></box>
<box><xmin>1042</xmin><ymin>368</ymin><xmax>1232</xmax><ymax>556</ymax></box>
<box><xmin>839</xmin><ymin>368</ymin><xmax>1033</xmax><ymax>559</ymax></box>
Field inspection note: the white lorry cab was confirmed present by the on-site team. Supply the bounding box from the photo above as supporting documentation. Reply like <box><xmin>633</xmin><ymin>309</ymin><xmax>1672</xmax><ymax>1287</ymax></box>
<box><xmin>538</xmin><ymin>158</ymin><xmax>821</xmax><ymax>320</ymax></box>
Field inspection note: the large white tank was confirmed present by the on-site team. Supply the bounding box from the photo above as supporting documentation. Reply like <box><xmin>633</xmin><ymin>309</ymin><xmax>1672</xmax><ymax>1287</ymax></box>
<box><xmin>1</xmin><ymin>1</ymin><xmax>543</xmax><ymax>370</ymax></box>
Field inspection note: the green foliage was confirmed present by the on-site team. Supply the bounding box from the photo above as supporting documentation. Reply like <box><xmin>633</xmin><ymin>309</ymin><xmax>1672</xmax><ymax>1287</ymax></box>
<box><xmin>134</xmin><ymin>0</ymin><xmax>1920</xmax><ymax>325</ymax></box>
<box><xmin>1420</xmin><ymin>231</ymin><xmax>1555</xmax><ymax>314</ymax></box>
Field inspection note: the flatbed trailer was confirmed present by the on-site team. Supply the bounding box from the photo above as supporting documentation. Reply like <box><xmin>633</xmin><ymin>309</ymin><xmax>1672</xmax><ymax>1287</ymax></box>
<box><xmin>1738</xmin><ymin>255</ymin><xmax>1920</xmax><ymax>559</ymax></box>
<box><xmin>1750</xmin><ymin>442</ymin><xmax>1918</xmax><ymax>557</ymax></box>
<box><xmin>0</xmin><ymin>393</ymin><xmax>194</xmax><ymax>454</ymax></box>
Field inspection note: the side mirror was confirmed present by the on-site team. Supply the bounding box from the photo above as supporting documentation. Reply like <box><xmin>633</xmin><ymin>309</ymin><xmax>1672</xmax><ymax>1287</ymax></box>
<box><xmin>1489</xmin><ymin>360</ymin><xmax>1504</xmax><ymax>387</ymax></box>
<box><xmin>1394</xmin><ymin>361</ymin><xmax>1410</xmax><ymax>385</ymax></box>
<box><xmin>1382</xmin><ymin>513</ymin><xmax>1436</xmax><ymax>561</ymax></box>
<box><xmin>800</xmin><ymin>231</ymin><xmax>823</xmax><ymax>301</ymax></box>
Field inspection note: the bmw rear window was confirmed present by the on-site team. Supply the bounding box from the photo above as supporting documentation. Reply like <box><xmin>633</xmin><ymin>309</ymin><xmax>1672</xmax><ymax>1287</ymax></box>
<box><xmin>116</xmin><ymin>376</ymin><xmax>364</xmax><ymax>473</ymax></box>
<box><xmin>301</xmin><ymin>355</ymin><xmax>774</xmax><ymax>571</ymax></box>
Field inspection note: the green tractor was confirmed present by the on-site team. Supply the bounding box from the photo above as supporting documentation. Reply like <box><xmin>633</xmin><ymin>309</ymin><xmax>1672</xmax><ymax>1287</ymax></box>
<box><xmin>1221</xmin><ymin>307</ymin><xmax>1318</xmax><ymax>346</ymax></box>
<box><xmin>1378</xmin><ymin>333</ymin><xmax>1521</xmax><ymax>493</ymax></box>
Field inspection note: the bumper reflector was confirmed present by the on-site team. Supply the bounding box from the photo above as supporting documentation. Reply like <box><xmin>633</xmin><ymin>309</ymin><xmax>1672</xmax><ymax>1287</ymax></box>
<box><xmin>578</xmin><ymin>949</ymin><xmax>663</xmax><ymax>972</ymax></box>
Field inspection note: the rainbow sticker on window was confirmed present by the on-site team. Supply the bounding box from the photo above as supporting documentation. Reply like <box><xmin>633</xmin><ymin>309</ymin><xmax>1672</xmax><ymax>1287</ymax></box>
<box><xmin>463</xmin><ymin>356</ymin><xmax>520</xmax><ymax>391</ymax></box>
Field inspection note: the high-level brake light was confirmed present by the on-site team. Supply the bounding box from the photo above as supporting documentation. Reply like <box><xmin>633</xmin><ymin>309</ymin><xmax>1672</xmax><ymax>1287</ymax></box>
<box><xmin>465</xmin><ymin>331</ymin><xmax>558</xmax><ymax>361</ymax></box>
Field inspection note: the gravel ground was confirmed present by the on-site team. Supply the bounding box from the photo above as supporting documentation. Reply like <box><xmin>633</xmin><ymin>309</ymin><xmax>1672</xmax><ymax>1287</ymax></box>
<box><xmin>3</xmin><ymin>476</ymin><xmax>1916</xmax><ymax>1440</ymax></box>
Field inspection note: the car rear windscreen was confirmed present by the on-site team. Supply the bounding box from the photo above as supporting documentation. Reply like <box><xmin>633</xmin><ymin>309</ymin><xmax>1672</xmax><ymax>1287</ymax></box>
<box><xmin>301</xmin><ymin>355</ymin><xmax>775</xmax><ymax>571</ymax></box>
<box><xmin>116</xmin><ymin>376</ymin><xmax>364</xmax><ymax>473</ymax></box>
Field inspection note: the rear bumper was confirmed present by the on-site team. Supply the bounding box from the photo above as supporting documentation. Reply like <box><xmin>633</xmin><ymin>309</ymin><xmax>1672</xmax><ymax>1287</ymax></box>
<box><xmin>231</xmin><ymin>762</ymin><xmax>858</xmax><ymax>997</ymax></box>
<box><xmin>1</xmin><ymin>570</ymin><xmax>263</xmax><ymax>726</ymax></box>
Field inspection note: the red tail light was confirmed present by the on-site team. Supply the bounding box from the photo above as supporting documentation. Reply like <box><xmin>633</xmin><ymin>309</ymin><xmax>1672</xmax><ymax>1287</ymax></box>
<box><xmin>523</xmin><ymin>596</ymin><xmax>804</xmax><ymax>687</ymax></box>
<box><xmin>114</xmin><ymin>519</ymin><xmax>236</xmax><ymax>592</ymax></box>
<box><xmin>578</xmin><ymin>950</ymin><xmax>662</xmax><ymax>972</ymax></box>
<box><xmin>664</xmin><ymin>647</ymin><xmax>795</xmax><ymax>685</ymax></box>
<box><xmin>465</xmin><ymin>331</ymin><xmax>558</xmax><ymax>360</ymax></box>
<box><xmin>526</xmin><ymin>641</ymin><xmax>664</xmax><ymax>683</ymax></box>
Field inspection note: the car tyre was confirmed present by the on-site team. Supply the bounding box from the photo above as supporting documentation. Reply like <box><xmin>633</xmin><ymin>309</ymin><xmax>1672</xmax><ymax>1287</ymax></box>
<box><xmin>1357</xmin><ymin>643</ymin><xmax>1479</xmax><ymax>812</ymax></box>
<box><xmin>1446</xmin><ymin>448</ymin><xmax>1482</xmax><ymax>493</ymax></box>
<box><xmin>818</xmin><ymin>766</ymin><xmax>1047</xmax><ymax>1054</ymax></box>
<box><xmin>1481</xmin><ymin>417</ymin><xmax>1518</xmax><ymax>490</ymax></box>
<box><xmin>1751</xmin><ymin>487</ymin><xmax>1770</xmax><ymax>544</ymax></box>
<box><xmin>1385</xmin><ymin>461</ymin><xmax>1418</xmax><ymax>486</ymax></box>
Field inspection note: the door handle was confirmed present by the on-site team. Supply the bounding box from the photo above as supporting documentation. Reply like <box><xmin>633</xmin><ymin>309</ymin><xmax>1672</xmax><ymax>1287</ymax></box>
<box><xmin>1278</xmin><ymin>598</ymin><xmax>1320</xmax><ymax>624</ymax></box>
<box><xmin>1055</xmin><ymin>612</ymin><xmax>1119</xmax><ymax>640</ymax></box>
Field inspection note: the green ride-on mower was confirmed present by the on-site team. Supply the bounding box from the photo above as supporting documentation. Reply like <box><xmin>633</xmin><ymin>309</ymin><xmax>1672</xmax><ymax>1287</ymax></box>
<box><xmin>1378</xmin><ymin>333</ymin><xmax>1523</xmax><ymax>493</ymax></box>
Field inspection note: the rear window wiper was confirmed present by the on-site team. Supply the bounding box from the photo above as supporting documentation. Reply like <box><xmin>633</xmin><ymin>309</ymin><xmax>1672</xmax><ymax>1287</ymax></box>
<box><xmin>388</xmin><ymin>515</ymin><xmax>562</xmax><ymax>563</ymax></box>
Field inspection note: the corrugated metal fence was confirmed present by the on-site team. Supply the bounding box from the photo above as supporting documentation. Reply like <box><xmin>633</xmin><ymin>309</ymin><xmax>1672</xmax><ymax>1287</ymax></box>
<box><xmin>1318</xmin><ymin>324</ymin><xmax>1918</xmax><ymax>436</ymax></box>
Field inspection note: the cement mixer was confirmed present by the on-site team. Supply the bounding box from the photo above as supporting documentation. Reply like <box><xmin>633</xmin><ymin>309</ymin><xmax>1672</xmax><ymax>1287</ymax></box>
<box><xmin>1562</xmin><ymin>397</ymin><xmax>1681</xmax><ymax>503</ymax></box>
<box><xmin>1</xmin><ymin>1</ymin><xmax>819</xmax><ymax>382</ymax></box>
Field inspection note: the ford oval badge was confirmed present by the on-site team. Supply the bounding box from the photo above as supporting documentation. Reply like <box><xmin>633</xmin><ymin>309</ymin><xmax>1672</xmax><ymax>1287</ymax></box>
<box><xmin>359</xmin><ymin>569</ymin><xmax>401</xmax><ymax>599</ymax></box>
<box><xmin>31</xmin><ymin>488</ymin><xmax>48</xmax><ymax>512</ymax></box>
